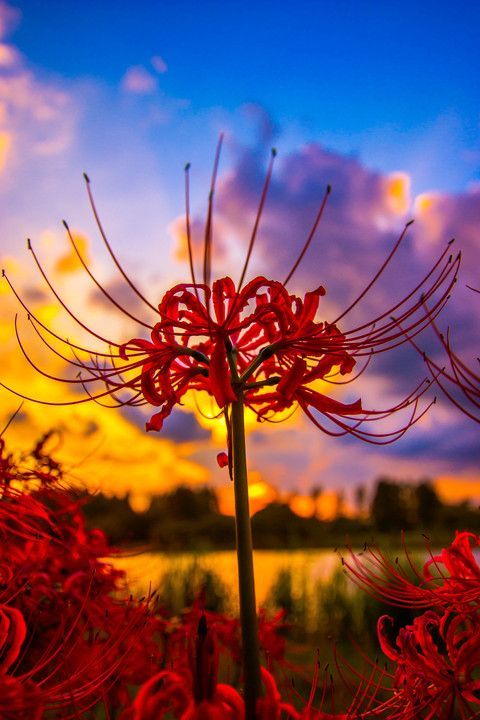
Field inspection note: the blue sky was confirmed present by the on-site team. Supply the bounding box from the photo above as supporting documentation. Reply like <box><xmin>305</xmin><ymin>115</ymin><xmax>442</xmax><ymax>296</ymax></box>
<box><xmin>0</xmin><ymin>0</ymin><xmax>479</xmax><ymax>506</ymax></box>
<box><xmin>11</xmin><ymin>0</ymin><xmax>480</xmax><ymax>193</ymax></box>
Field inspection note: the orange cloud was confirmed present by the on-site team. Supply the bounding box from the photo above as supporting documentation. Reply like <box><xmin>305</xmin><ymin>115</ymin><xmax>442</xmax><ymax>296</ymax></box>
<box><xmin>0</xmin><ymin>129</ymin><xmax>11</xmax><ymax>171</ymax></box>
<box><xmin>54</xmin><ymin>231</ymin><xmax>91</xmax><ymax>274</ymax></box>
<box><xmin>434</xmin><ymin>476</ymin><xmax>480</xmax><ymax>506</ymax></box>
<box><xmin>169</xmin><ymin>215</ymin><xmax>189</xmax><ymax>263</ymax></box>
<box><xmin>384</xmin><ymin>172</ymin><xmax>411</xmax><ymax>215</ymax></box>
<box><xmin>413</xmin><ymin>192</ymin><xmax>444</xmax><ymax>244</ymax></box>
<box><xmin>217</xmin><ymin>471</ymin><xmax>279</xmax><ymax>516</ymax></box>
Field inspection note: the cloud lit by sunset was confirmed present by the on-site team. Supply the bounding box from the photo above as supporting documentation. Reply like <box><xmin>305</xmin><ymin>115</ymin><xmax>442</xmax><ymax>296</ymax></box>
<box><xmin>0</xmin><ymin>0</ymin><xmax>479</xmax><ymax>513</ymax></box>
<box><xmin>2</xmin><ymin>6</ymin><xmax>480</xmax><ymax>719</ymax></box>
<box><xmin>384</xmin><ymin>172</ymin><xmax>411</xmax><ymax>216</ymax></box>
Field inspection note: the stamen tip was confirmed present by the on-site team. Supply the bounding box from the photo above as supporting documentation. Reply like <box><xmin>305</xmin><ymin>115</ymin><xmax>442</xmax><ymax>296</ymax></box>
<box><xmin>271</xmin><ymin>147</ymin><xmax>277</xmax><ymax>157</ymax></box>
<box><xmin>184</xmin><ymin>162</ymin><xmax>191</xmax><ymax>171</ymax></box>
<box><xmin>1</xmin><ymin>268</ymin><xmax>5</xmax><ymax>277</ymax></box>
<box><xmin>26</xmin><ymin>238</ymin><xmax>32</xmax><ymax>250</ymax></box>
<box><xmin>326</xmin><ymin>183</ymin><xmax>332</xmax><ymax>194</ymax></box>
<box><xmin>62</xmin><ymin>219</ymin><xmax>69</xmax><ymax>230</ymax></box>
<box><xmin>83</xmin><ymin>172</ymin><xmax>90</xmax><ymax>184</ymax></box>
<box><xmin>406</xmin><ymin>219</ymin><xmax>415</xmax><ymax>227</ymax></box>
<box><xmin>448</xmin><ymin>237</ymin><xmax>455</xmax><ymax>245</ymax></box>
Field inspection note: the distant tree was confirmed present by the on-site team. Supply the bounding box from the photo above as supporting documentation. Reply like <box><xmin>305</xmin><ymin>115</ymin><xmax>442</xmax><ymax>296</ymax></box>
<box><xmin>334</xmin><ymin>490</ymin><xmax>345</xmax><ymax>518</ymax></box>
<box><xmin>371</xmin><ymin>478</ymin><xmax>446</xmax><ymax>532</ymax></box>
<box><xmin>355</xmin><ymin>484</ymin><xmax>366</xmax><ymax>516</ymax></box>
<box><xmin>415</xmin><ymin>481</ymin><xmax>441</xmax><ymax>527</ymax></box>
<box><xmin>163</xmin><ymin>485</ymin><xmax>219</xmax><ymax>520</ymax></box>
<box><xmin>252</xmin><ymin>503</ymin><xmax>322</xmax><ymax>548</ymax></box>
<box><xmin>310</xmin><ymin>485</ymin><xmax>322</xmax><ymax>517</ymax></box>
<box><xmin>82</xmin><ymin>492</ymin><xmax>149</xmax><ymax>543</ymax></box>
<box><xmin>371</xmin><ymin>479</ymin><xmax>410</xmax><ymax>532</ymax></box>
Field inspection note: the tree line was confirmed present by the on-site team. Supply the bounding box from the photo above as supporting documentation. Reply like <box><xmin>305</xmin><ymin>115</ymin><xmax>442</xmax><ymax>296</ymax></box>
<box><xmin>82</xmin><ymin>477</ymin><xmax>480</xmax><ymax>550</ymax></box>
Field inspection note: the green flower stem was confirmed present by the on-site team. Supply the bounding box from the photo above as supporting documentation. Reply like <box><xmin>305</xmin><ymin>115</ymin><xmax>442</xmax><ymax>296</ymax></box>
<box><xmin>231</xmin><ymin>391</ymin><xmax>262</xmax><ymax>719</ymax></box>
<box><xmin>239</xmin><ymin>343</ymin><xmax>279</xmax><ymax>383</ymax></box>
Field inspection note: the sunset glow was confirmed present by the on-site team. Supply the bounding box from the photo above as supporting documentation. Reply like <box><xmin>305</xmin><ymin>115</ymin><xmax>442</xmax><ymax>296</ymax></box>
<box><xmin>1</xmin><ymin>4</ymin><xmax>479</xmax><ymax>719</ymax></box>
<box><xmin>0</xmin><ymin>0</ymin><xmax>478</xmax><ymax>510</ymax></box>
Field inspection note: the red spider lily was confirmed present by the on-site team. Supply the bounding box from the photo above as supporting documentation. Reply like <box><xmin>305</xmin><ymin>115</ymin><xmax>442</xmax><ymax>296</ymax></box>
<box><xmin>0</xmin><ymin>139</ymin><xmax>461</xmax><ymax>717</ymax></box>
<box><xmin>0</xmin><ymin>604</ymin><xmax>45</xmax><ymax>718</ymax></box>
<box><xmin>123</xmin><ymin>615</ymin><xmax>245</xmax><ymax>720</ymax></box>
<box><xmin>424</xmin><ymin>323</ymin><xmax>480</xmax><ymax>424</ymax></box>
<box><xmin>0</xmin><ymin>605</ymin><xmax>26</xmax><ymax>674</ymax></box>
<box><xmin>253</xmin><ymin>660</ymin><xmax>386</xmax><ymax>720</ymax></box>
<box><xmin>1</xmin><ymin>143</ymin><xmax>459</xmax><ymax>449</ymax></box>
<box><xmin>400</xmin><ymin>287</ymin><xmax>480</xmax><ymax>423</ymax></box>
<box><xmin>165</xmin><ymin>602</ymin><xmax>291</xmax><ymax>680</ymax></box>
<box><xmin>342</xmin><ymin>530</ymin><xmax>480</xmax><ymax>612</ymax></box>
<box><xmin>0</xmin><ymin>437</ymin><xmax>166</xmax><ymax>718</ymax></box>
<box><xmin>378</xmin><ymin>609</ymin><xmax>480</xmax><ymax>719</ymax></box>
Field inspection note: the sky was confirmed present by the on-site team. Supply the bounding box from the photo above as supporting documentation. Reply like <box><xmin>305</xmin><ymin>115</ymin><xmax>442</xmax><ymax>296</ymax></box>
<box><xmin>0</xmin><ymin>0</ymin><xmax>479</xmax><ymax>514</ymax></box>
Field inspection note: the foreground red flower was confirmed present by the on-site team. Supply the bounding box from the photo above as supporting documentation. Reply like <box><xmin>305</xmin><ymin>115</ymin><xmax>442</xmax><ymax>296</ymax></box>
<box><xmin>343</xmin><ymin>530</ymin><xmax>480</xmax><ymax>611</ymax></box>
<box><xmin>3</xmin><ymin>434</ymin><xmax>480</xmax><ymax>719</ymax></box>
<box><xmin>0</xmin><ymin>436</ymin><xmax>165</xmax><ymax>718</ymax></box>
<box><xmin>124</xmin><ymin>615</ymin><xmax>245</xmax><ymax>720</ymax></box>
<box><xmin>341</xmin><ymin>531</ymin><xmax>480</xmax><ymax>718</ymax></box>
<box><xmin>378</xmin><ymin>609</ymin><xmax>480</xmax><ymax>719</ymax></box>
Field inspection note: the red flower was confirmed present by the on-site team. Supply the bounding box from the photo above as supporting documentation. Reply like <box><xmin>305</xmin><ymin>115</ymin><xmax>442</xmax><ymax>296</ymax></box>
<box><xmin>0</xmin><ymin>437</ymin><xmax>166</xmax><ymax>717</ymax></box>
<box><xmin>410</xmin><ymin>289</ymin><xmax>480</xmax><ymax>423</ymax></box>
<box><xmin>0</xmin><ymin>605</ymin><xmax>27</xmax><ymax>674</ymax></box>
<box><xmin>2</xmin><ymin>144</ymin><xmax>459</xmax><ymax>452</ymax></box>
<box><xmin>342</xmin><ymin>530</ymin><xmax>480</xmax><ymax>612</ymax></box>
<box><xmin>125</xmin><ymin>615</ymin><xmax>245</xmax><ymax>720</ymax></box>
<box><xmin>378</xmin><ymin>609</ymin><xmax>480</xmax><ymax>718</ymax></box>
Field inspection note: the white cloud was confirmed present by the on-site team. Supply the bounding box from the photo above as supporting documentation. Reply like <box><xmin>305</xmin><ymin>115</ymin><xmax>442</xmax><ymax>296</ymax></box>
<box><xmin>122</xmin><ymin>65</ymin><xmax>158</xmax><ymax>94</ymax></box>
<box><xmin>0</xmin><ymin>4</ymin><xmax>76</xmax><ymax>180</ymax></box>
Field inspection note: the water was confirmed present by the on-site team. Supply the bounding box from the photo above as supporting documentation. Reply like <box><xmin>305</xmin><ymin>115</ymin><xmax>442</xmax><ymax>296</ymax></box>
<box><xmin>115</xmin><ymin>548</ymin><xmax>342</xmax><ymax>611</ymax></box>
<box><xmin>113</xmin><ymin>547</ymin><xmax>434</xmax><ymax>640</ymax></box>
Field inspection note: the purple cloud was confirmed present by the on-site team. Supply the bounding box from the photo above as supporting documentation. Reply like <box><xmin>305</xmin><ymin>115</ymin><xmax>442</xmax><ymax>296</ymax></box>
<box><xmin>170</xmin><ymin>135</ymin><xmax>478</xmax><ymax>493</ymax></box>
